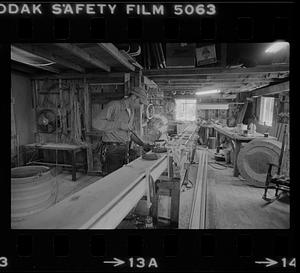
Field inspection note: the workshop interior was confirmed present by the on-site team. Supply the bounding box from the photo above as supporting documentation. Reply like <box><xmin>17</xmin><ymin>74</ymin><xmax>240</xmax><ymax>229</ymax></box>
<box><xmin>10</xmin><ymin>43</ymin><xmax>290</xmax><ymax>229</ymax></box>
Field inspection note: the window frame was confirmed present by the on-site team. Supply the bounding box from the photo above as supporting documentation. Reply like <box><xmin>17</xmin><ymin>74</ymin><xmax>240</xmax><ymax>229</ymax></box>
<box><xmin>175</xmin><ymin>99</ymin><xmax>197</xmax><ymax>122</ymax></box>
<box><xmin>259</xmin><ymin>96</ymin><xmax>275</xmax><ymax>127</ymax></box>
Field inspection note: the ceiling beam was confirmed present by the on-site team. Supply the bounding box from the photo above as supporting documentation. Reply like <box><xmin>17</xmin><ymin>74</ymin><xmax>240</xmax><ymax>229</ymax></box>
<box><xmin>14</xmin><ymin>44</ymin><xmax>85</xmax><ymax>73</ymax></box>
<box><xmin>31</xmin><ymin>71</ymin><xmax>126</xmax><ymax>80</ymax></box>
<box><xmin>152</xmin><ymin>78</ymin><xmax>283</xmax><ymax>83</ymax></box>
<box><xmin>144</xmin><ymin>64</ymin><xmax>289</xmax><ymax>77</ymax></box>
<box><xmin>150</xmin><ymin>73</ymin><xmax>287</xmax><ymax>81</ymax></box>
<box><xmin>11</xmin><ymin>61</ymin><xmax>39</xmax><ymax>75</ymax></box>
<box><xmin>54</xmin><ymin>43</ymin><xmax>111</xmax><ymax>72</ymax></box>
<box><xmin>251</xmin><ymin>81</ymin><xmax>289</xmax><ymax>97</ymax></box>
<box><xmin>11</xmin><ymin>45</ymin><xmax>60</xmax><ymax>74</ymax></box>
<box><xmin>97</xmin><ymin>43</ymin><xmax>135</xmax><ymax>71</ymax></box>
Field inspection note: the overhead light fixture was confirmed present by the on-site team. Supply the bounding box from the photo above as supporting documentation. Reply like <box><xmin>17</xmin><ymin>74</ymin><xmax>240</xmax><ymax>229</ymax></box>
<box><xmin>265</xmin><ymin>42</ymin><xmax>289</xmax><ymax>53</ymax></box>
<box><xmin>195</xmin><ymin>89</ymin><xmax>220</xmax><ymax>96</ymax></box>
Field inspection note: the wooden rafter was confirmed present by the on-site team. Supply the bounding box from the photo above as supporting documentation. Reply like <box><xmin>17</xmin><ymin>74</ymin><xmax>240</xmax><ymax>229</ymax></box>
<box><xmin>31</xmin><ymin>72</ymin><xmax>126</xmax><ymax>80</ymax></box>
<box><xmin>11</xmin><ymin>46</ymin><xmax>60</xmax><ymax>74</ymax></box>
<box><xmin>144</xmin><ymin>64</ymin><xmax>289</xmax><ymax>77</ymax></box>
<box><xmin>251</xmin><ymin>81</ymin><xmax>289</xmax><ymax>97</ymax></box>
<box><xmin>97</xmin><ymin>43</ymin><xmax>135</xmax><ymax>71</ymax></box>
<box><xmin>14</xmin><ymin>44</ymin><xmax>85</xmax><ymax>73</ymax></box>
<box><xmin>55</xmin><ymin>43</ymin><xmax>111</xmax><ymax>72</ymax></box>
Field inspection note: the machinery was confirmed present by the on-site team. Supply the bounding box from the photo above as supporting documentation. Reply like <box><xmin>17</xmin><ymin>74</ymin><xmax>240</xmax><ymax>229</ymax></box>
<box><xmin>37</xmin><ymin>109</ymin><xmax>60</xmax><ymax>133</ymax></box>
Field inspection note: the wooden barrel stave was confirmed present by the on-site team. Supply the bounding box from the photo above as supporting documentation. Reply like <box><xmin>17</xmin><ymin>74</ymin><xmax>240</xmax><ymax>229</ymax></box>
<box><xmin>237</xmin><ymin>139</ymin><xmax>282</xmax><ymax>185</ymax></box>
<box><xmin>11</xmin><ymin>166</ymin><xmax>56</xmax><ymax>218</ymax></box>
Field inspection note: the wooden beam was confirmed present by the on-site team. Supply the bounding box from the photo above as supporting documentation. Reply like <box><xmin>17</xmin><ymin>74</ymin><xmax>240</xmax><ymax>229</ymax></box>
<box><xmin>152</xmin><ymin>78</ymin><xmax>281</xmax><ymax>84</ymax></box>
<box><xmin>143</xmin><ymin>76</ymin><xmax>158</xmax><ymax>88</ymax></box>
<box><xmin>11</xmin><ymin>46</ymin><xmax>60</xmax><ymax>74</ymax></box>
<box><xmin>251</xmin><ymin>81</ymin><xmax>289</xmax><ymax>97</ymax></box>
<box><xmin>12</xmin><ymin>154</ymin><xmax>168</xmax><ymax>229</ymax></box>
<box><xmin>144</xmin><ymin>64</ymin><xmax>289</xmax><ymax>77</ymax></box>
<box><xmin>189</xmin><ymin>149</ymin><xmax>208</xmax><ymax>229</ymax></box>
<box><xmin>97</xmin><ymin>43</ymin><xmax>135</xmax><ymax>71</ymax></box>
<box><xmin>14</xmin><ymin>44</ymin><xmax>85</xmax><ymax>73</ymax></box>
<box><xmin>31</xmin><ymin>71</ymin><xmax>126</xmax><ymax>80</ymax></box>
<box><xmin>11</xmin><ymin>61</ymin><xmax>39</xmax><ymax>75</ymax></box>
<box><xmin>54</xmin><ymin>43</ymin><xmax>111</xmax><ymax>72</ymax></box>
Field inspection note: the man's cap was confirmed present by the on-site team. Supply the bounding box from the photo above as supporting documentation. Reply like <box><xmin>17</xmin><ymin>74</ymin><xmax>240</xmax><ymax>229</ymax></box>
<box><xmin>131</xmin><ymin>87</ymin><xmax>148</xmax><ymax>104</ymax></box>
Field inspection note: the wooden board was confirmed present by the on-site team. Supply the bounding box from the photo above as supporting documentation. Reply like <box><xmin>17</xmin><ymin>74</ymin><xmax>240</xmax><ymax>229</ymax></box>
<box><xmin>189</xmin><ymin>149</ymin><xmax>208</xmax><ymax>229</ymax></box>
<box><xmin>12</xmin><ymin>154</ymin><xmax>168</xmax><ymax>229</ymax></box>
<box><xmin>237</xmin><ymin>138</ymin><xmax>282</xmax><ymax>185</ymax></box>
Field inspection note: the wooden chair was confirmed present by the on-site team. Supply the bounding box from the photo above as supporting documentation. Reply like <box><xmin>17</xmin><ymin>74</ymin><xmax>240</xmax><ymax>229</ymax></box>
<box><xmin>263</xmin><ymin>124</ymin><xmax>290</xmax><ymax>200</ymax></box>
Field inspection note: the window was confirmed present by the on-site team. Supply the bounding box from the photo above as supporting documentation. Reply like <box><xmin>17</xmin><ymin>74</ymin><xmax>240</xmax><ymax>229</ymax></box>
<box><xmin>175</xmin><ymin>99</ymin><xmax>196</xmax><ymax>121</ymax></box>
<box><xmin>259</xmin><ymin>97</ymin><xmax>274</xmax><ymax>126</ymax></box>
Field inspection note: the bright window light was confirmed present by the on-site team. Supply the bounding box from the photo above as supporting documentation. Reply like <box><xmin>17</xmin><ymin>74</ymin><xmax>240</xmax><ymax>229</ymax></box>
<box><xmin>195</xmin><ymin>89</ymin><xmax>220</xmax><ymax>96</ymax></box>
<box><xmin>259</xmin><ymin>97</ymin><xmax>274</xmax><ymax>126</ymax></box>
<box><xmin>175</xmin><ymin>99</ymin><xmax>196</xmax><ymax>121</ymax></box>
<box><xmin>265</xmin><ymin>42</ymin><xmax>289</xmax><ymax>53</ymax></box>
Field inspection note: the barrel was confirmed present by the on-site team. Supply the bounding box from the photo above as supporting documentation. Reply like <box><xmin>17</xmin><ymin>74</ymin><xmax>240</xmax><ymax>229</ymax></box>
<box><xmin>11</xmin><ymin>166</ymin><xmax>56</xmax><ymax>218</ymax></box>
<box><xmin>208</xmin><ymin>137</ymin><xmax>217</xmax><ymax>149</ymax></box>
<box><xmin>237</xmin><ymin>138</ymin><xmax>282</xmax><ymax>185</ymax></box>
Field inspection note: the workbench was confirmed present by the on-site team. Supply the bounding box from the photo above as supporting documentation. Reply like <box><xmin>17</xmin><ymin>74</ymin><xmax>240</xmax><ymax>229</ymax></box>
<box><xmin>212</xmin><ymin>125</ymin><xmax>276</xmax><ymax>177</ymax></box>
<box><xmin>23</xmin><ymin>143</ymin><xmax>87</xmax><ymax>181</ymax></box>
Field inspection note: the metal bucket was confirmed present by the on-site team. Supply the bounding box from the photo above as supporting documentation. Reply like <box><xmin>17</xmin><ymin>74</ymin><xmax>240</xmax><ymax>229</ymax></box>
<box><xmin>11</xmin><ymin>166</ymin><xmax>56</xmax><ymax>218</ymax></box>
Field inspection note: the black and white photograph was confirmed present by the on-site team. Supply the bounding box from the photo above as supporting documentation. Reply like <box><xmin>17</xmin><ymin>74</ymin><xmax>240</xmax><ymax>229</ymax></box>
<box><xmin>10</xmin><ymin>42</ymin><xmax>290</xmax><ymax>229</ymax></box>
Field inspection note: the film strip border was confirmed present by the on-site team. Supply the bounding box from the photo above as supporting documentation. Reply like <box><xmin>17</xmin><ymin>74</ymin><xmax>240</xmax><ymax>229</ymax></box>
<box><xmin>1</xmin><ymin>230</ymin><xmax>295</xmax><ymax>271</ymax></box>
<box><xmin>0</xmin><ymin>2</ymin><xmax>293</xmax><ymax>42</ymax></box>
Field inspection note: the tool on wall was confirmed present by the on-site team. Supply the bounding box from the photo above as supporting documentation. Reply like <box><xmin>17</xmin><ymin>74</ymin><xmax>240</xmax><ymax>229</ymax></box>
<box><xmin>37</xmin><ymin>109</ymin><xmax>60</xmax><ymax>133</ymax></box>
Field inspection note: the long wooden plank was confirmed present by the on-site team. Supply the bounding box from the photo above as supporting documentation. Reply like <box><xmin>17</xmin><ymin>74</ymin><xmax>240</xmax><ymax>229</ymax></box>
<box><xmin>14</xmin><ymin>44</ymin><xmax>85</xmax><ymax>73</ymax></box>
<box><xmin>144</xmin><ymin>64</ymin><xmax>289</xmax><ymax>77</ymax></box>
<box><xmin>97</xmin><ymin>43</ymin><xmax>135</xmax><ymax>71</ymax></box>
<box><xmin>11</xmin><ymin>46</ymin><xmax>60</xmax><ymax>74</ymax></box>
<box><xmin>251</xmin><ymin>81</ymin><xmax>289</xmax><ymax>97</ymax></box>
<box><xmin>55</xmin><ymin>43</ymin><xmax>111</xmax><ymax>72</ymax></box>
<box><xmin>12</xmin><ymin>154</ymin><xmax>168</xmax><ymax>229</ymax></box>
<box><xmin>189</xmin><ymin>149</ymin><xmax>208</xmax><ymax>229</ymax></box>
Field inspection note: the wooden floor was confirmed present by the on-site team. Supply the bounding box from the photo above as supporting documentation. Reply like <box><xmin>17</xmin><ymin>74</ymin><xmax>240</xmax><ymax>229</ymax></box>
<box><xmin>179</xmin><ymin>148</ymin><xmax>289</xmax><ymax>229</ymax></box>
<box><xmin>53</xmin><ymin>171</ymin><xmax>102</xmax><ymax>203</ymax></box>
<box><xmin>12</xmin><ymin>155</ymin><xmax>289</xmax><ymax>229</ymax></box>
<box><xmin>205</xmin><ymin>150</ymin><xmax>290</xmax><ymax>229</ymax></box>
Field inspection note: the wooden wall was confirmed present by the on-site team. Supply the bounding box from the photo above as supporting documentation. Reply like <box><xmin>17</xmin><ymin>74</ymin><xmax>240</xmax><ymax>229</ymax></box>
<box><xmin>11</xmin><ymin>72</ymin><xmax>35</xmax><ymax>166</ymax></box>
<box><xmin>33</xmin><ymin>79</ymin><xmax>85</xmax><ymax>144</ymax></box>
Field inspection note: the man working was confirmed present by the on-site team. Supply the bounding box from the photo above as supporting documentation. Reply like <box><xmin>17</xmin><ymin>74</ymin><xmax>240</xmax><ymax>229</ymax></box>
<box><xmin>92</xmin><ymin>87</ymin><xmax>151</xmax><ymax>174</ymax></box>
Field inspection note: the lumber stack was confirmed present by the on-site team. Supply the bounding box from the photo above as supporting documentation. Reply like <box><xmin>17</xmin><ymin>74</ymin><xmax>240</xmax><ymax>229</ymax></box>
<box><xmin>189</xmin><ymin>148</ymin><xmax>208</xmax><ymax>229</ymax></box>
